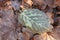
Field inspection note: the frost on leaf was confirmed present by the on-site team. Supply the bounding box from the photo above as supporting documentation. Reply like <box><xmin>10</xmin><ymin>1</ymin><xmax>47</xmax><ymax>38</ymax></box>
<box><xmin>18</xmin><ymin>9</ymin><xmax>53</xmax><ymax>34</ymax></box>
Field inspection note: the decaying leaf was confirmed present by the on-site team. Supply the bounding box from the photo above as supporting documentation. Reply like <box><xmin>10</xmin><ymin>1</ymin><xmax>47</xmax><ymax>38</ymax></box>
<box><xmin>32</xmin><ymin>0</ymin><xmax>47</xmax><ymax>10</ymax></box>
<box><xmin>0</xmin><ymin>9</ymin><xmax>17</xmax><ymax>40</ymax></box>
<box><xmin>18</xmin><ymin>9</ymin><xmax>53</xmax><ymax>34</ymax></box>
<box><xmin>11</xmin><ymin>1</ymin><xmax>20</xmax><ymax>10</ymax></box>
<box><xmin>55</xmin><ymin>0</ymin><xmax>60</xmax><ymax>6</ymax></box>
<box><xmin>41</xmin><ymin>33</ymin><xmax>56</xmax><ymax>40</ymax></box>
<box><xmin>22</xmin><ymin>0</ymin><xmax>33</xmax><ymax>9</ymax></box>
<box><xmin>46</xmin><ymin>12</ymin><xmax>54</xmax><ymax>24</ymax></box>
<box><xmin>44</xmin><ymin>0</ymin><xmax>56</xmax><ymax>8</ymax></box>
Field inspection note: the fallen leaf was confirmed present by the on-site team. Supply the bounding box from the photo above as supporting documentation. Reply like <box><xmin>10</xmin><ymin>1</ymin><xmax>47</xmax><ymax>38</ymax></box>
<box><xmin>18</xmin><ymin>9</ymin><xmax>53</xmax><ymax>34</ymax></box>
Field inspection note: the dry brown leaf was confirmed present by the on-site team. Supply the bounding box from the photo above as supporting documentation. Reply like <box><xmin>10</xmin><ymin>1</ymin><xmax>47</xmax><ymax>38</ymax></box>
<box><xmin>32</xmin><ymin>0</ymin><xmax>47</xmax><ymax>10</ymax></box>
<box><xmin>0</xmin><ymin>0</ymin><xmax>10</xmax><ymax>8</ymax></box>
<box><xmin>55</xmin><ymin>0</ymin><xmax>60</xmax><ymax>6</ymax></box>
<box><xmin>50</xmin><ymin>27</ymin><xmax>60</xmax><ymax>40</ymax></box>
<box><xmin>33</xmin><ymin>35</ymin><xmax>43</xmax><ymax>40</ymax></box>
<box><xmin>46</xmin><ymin>12</ymin><xmax>54</xmax><ymax>24</ymax></box>
<box><xmin>41</xmin><ymin>33</ymin><xmax>56</xmax><ymax>40</ymax></box>
<box><xmin>22</xmin><ymin>0</ymin><xmax>33</xmax><ymax>8</ymax></box>
<box><xmin>25</xmin><ymin>0</ymin><xmax>33</xmax><ymax>6</ymax></box>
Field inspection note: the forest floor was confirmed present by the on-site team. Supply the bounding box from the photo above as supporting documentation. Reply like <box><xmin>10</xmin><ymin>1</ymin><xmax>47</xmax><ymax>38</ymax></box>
<box><xmin>0</xmin><ymin>0</ymin><xmax>60</xmax><ymax>40</ymax></box>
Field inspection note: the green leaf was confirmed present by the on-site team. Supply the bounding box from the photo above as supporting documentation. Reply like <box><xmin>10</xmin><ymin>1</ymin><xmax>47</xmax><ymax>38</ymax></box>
<box><xmin>18</xmin><ymin>9</ymin><xmax>53</xmax><ymax>34</ymax></box>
